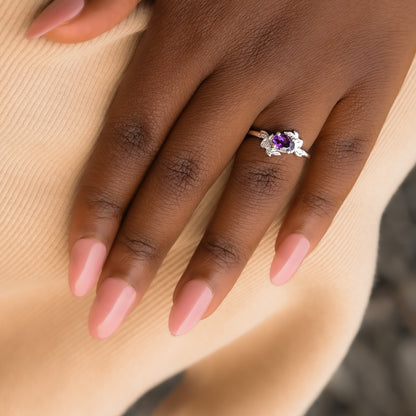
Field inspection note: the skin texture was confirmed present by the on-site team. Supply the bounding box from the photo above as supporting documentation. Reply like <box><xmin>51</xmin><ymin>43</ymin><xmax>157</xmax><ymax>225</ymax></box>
<box><xmin>35</xmin><ymin>0</ymin><xmax>416</xmax><ymax>336</ymax></box>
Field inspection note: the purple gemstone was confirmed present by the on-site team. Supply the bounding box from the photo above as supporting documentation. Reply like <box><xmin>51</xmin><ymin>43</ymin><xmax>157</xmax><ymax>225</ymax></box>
<box><xmin>272</xmin><ymin>133</ymin><xmax>291</xmax><ymax>149</ymax></box>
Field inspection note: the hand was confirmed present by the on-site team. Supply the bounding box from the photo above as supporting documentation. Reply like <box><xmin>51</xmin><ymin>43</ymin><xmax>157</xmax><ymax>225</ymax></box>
<box><xmin>28</xmin><ymin>0</ymin><xmax>416</xmax><ymax>339</ymax></box>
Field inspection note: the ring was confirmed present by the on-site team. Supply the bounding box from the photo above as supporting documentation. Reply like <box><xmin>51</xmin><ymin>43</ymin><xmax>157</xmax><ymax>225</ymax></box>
<box><xmin>247</xmin><ymin>129</ymin><xmax>311</xmax><ymax>159</ymax></box>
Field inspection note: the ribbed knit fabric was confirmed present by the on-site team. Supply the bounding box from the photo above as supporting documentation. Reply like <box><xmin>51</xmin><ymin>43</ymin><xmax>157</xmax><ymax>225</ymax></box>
<box><xmin>0</xmin><ymin>1</ymin><xmax>415</xmax><ymax>415</ymax></box>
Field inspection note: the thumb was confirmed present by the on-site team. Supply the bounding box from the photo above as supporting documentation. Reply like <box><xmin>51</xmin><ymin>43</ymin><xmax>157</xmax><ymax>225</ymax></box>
<box><xmin>26</xmin><ymin>0</ymin><xmax>140</xmax><ymax>44</ymax></box>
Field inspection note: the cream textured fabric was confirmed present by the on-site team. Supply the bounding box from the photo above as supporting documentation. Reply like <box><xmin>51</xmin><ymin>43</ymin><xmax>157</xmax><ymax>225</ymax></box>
<box><xmin>0</xmin><ymin>1</ymin><xmax>415</xmax><ymax>415</ymax></box>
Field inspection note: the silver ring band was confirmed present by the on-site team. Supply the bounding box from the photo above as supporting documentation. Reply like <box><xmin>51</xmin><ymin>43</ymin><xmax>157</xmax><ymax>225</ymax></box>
<box><xmin>247</xmin><ymin>129</ymin><xmax>311</xmax><ymax>159</ymax></box>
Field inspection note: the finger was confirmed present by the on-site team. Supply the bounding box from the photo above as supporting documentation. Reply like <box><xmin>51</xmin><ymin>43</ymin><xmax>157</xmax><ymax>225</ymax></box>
<box><xmin>269</xmin><ymin>78</ymin><xmax>402</xmax><ymax>287</ymax></box>
<box><xmin>168</xmin><ymin>94</ymin><xmax>336</xmax><ymax>336</ymax></box>
<box><xmin>88</xmin><ymin>73</ymin><xmax>266</xmax><ymax>339</ymax></box>
<box><xmin>26</xmin><ymin>0</ymin><xmax>141</xmax><ymax>43</ymax></box>
<box><xmin>67</xmin><ymin>20</ymin><xmax>216</xmax><ymax>298</ymax></box>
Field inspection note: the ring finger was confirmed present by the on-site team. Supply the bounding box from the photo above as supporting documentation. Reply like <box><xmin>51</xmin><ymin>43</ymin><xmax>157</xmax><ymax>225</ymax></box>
<box><xmin>167</xmin><ymin>94</ymin><xmax>337</xmax><ymax>336</ymax></box>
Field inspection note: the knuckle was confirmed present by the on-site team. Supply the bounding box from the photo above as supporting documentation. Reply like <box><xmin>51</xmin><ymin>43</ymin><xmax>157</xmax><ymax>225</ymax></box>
<box><xmin>117</xmin><ymin>233</ymin><xmax>160</xmax><ymax>263</ymax></box>
<box><xmin>235</xmin><ymin>160</ymin><xmax>287</xmax><ymax>199</ymax></box>
<box><xmin>296</xmin><ymin>190</ymin><xmax>337</xmax><ymax>219</ymax></box>
<box><xmin>199</xmin><ymin>236</ymin><xmax>242</xmax><ymax>269</ymax></box>
<box><xmin>107</xmin><ymin>117</ymin><xmax>157</xmax><ymax>157</ymax></box>
<box><xmin>225</xmin><ymin>24</ymin><xmax>280</xmax><ymax>79</ymax></box>
<box><xmin>321</xmin><ymin>136</ymin><xmax>369</xmax><ymax>171</ymax></box>
<box><xmin>81</xmin><ymin>184</ymin><xmax>124</xmax><ymax>221</ymax></box>
<box><xmin>245</xmin><ymin>25</ymin><xmax>278</xmax><ymax>68</ymax></box>
<box><xmin>160</xmin><ymin>152</ymin><xmax>206</xmax><ymax>196</ymax></box>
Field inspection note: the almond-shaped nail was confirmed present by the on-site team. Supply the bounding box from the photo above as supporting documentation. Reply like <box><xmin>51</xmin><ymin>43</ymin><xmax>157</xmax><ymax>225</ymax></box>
<box><xmin>169</xmin><ymin>279</ymin><xmax>213</xmax><ymax>336</ymax></box>
<box><xmin>270</xmin><ymin>233</ymin><xmax>310</xmax><ymax>286</ymax></box>
<box><xmin>68</xmin><ymin>238</ymin><xmax>107</xmax><ymax>297</ymax></box>
<box><xmin>26</xmin><ymin>0</ymin><xmax>85</xmax><ymax>40</ymax></box>
<box><xmin>88</xmin><ymin>278</ymin><xmax>137</xmax><ymax>339</ymax></box>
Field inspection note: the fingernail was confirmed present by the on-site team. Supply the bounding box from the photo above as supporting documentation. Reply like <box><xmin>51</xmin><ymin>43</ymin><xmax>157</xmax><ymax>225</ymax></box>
<box><xmin>270</xmin><ymin>233</ymin><xmax>310</xmax><ymax>286</ymax></box>
<box><xmin>26</xmin><ymin>0</ymin><xmax>85</xmax><ymax>40</ymax></box>
<box><xmin>68</xmin><ymin>238</ymin><xmax>107</xmax><ymax>297</ymax></box>
<box><xmin>88</xmin><ymin>278</ymin><xmax>137</xmax><ymax>339</ymax></box>
<box><xmin>169</xmin><ymin>279</ymin><xmax>213</xmax><ymax>336</ymax></box>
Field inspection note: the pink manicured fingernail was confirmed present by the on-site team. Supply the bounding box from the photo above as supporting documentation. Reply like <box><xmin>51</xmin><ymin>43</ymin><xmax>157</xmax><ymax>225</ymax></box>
<box><xmin>88</xmin><ymin>278</ymin><xmax>137</xmax><ymax>339</ymax></box>
<box><xmin>26</xmin><ymin>0</ymin><xmax>85</xmax><ymax>40</ymax></box>
<box><xmin>169</xmin><ymin>280</ymin><xmax>213</xmax><ymax>336</ymax></box>
<box><xmin>270</xmin><ymin>233</ymin><xmax>310</xmax><ymax>286</ymax></box>
<box><xmin>68</xmin><ymin>238</ymin><xmax>107</xmax><ymax>297</ymax></box>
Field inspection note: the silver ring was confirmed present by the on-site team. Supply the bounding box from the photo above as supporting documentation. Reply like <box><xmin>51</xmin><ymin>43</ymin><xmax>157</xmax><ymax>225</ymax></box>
<box><xmin>247</xmin><ymin>129</ymin><xmax>311</xmax><ymax>159</ymax></box>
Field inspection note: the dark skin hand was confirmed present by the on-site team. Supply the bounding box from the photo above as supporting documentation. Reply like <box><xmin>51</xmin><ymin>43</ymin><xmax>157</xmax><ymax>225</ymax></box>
<box><xmin>27</xmin><ymin>0</ymin><xmax>416</xmax><ymax>338</ymax></box>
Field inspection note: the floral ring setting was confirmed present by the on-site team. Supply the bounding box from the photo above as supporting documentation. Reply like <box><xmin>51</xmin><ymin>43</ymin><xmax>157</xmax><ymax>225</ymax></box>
<box><xmin>247</xmin><ymin>129</ymin><xmax>311</xmax><ymax>159</ymax></box>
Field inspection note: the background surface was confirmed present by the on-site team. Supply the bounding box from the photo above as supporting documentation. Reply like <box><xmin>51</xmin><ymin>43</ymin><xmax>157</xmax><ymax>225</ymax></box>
<box><xmin>124</xmin><ymin>165</ymin><xmax>416</xmax><ymax>416</ymax></box>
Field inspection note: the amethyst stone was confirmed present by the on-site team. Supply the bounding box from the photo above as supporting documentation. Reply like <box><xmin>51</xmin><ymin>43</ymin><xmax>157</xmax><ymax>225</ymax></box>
<box><xmin>272</xmin><ymin>133</ymin><xmax>293</xmax><ymax>150</ymax></box>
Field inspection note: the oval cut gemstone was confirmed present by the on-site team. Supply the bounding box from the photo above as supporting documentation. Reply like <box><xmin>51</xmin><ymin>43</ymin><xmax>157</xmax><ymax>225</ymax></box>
<box><xmin>272</xmin><ymin>133</ymin><xmax>291</xmax><ymax>149</ymax></box>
